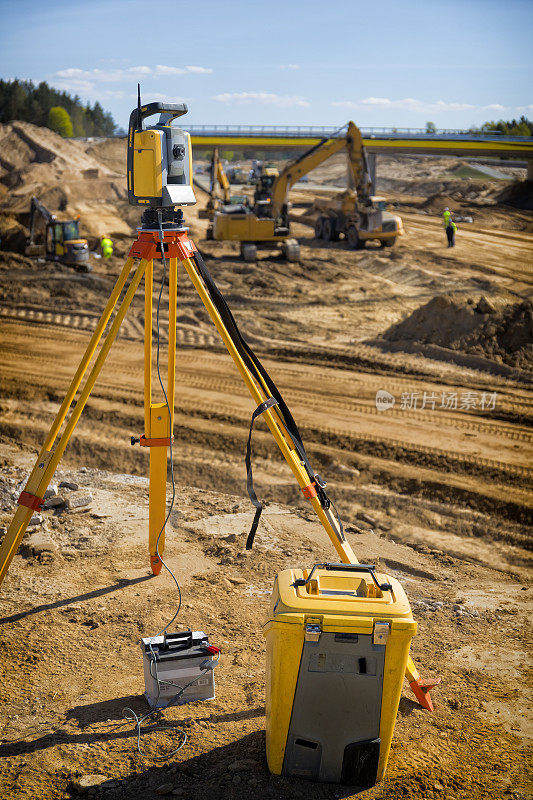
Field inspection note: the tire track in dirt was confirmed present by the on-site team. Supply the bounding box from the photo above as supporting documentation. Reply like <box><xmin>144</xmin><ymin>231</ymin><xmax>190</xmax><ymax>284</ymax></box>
<box><xmin>0</xmin><ymin>307</ymin><xmax>219</xmax><ymax>348</ymax></box>
<box><xmin>1</xmin><ymin>359</ymin><xmax>531</xmax><ymax>491</ymax></box>
<box><xmin>1</xmin><ymin>352</ymin><xmax>530</xmax><ymax>449</ymax></box>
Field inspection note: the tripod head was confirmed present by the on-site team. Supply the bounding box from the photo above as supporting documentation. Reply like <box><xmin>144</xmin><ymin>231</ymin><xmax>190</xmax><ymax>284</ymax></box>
<box><xmin>127</xmin><ymin>85</ymin><xmax>196</xmax><ymax>212</ymax></box>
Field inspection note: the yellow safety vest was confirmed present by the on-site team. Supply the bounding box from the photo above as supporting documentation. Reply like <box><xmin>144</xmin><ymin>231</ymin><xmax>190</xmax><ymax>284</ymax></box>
<box><xmin>443</xmin><ymin>211</ymin><xmax>451</xmax><ymax>227</ymax></box>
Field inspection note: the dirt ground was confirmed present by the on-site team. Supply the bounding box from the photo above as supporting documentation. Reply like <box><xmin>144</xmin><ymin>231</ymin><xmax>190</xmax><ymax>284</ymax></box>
<box><xmin>0</xmin><ymin>125</ymin><xmax>532</xmax><ymax>800</ymax></box>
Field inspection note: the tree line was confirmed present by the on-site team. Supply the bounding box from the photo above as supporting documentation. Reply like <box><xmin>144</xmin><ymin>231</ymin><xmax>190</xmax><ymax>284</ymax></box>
<box><xmin>472</xmin><ymin>116</ymin><xmax>533</xmax><ymax>137</ymax></box>
<box><xmin>0</xmin><ymin>79</ymin><xmax>119</xmax><ymax>137</ymax></box>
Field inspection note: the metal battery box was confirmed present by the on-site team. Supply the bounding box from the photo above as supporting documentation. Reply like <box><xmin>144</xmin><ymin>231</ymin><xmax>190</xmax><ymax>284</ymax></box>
<box><xmin>141</xmin><ymin>630</ymin><xmax>216</xmax><ymax>709</ymax></box>
<box><xmin>263</xmin><ymin>563</ymin><xmax>417</xmax><ymax>788</ymax></box>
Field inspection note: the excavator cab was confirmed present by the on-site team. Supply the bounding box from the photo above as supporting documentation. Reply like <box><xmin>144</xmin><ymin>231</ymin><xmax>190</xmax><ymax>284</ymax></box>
<box><xmin>253</xmin><ymin>167</ymin><xmax>279</xmax><ymax>213</ymax></box>
<box><xmin>46</xmin><ymin>218</ymin><xmax>90</xmax><ymax>267</ymax></box>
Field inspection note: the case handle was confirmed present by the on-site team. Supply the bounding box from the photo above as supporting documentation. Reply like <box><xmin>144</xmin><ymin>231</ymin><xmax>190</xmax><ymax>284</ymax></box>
<box><xmin>293</xmin><ymin>562</ymin><xmax>393</xmax><ymax>593</ymax></box>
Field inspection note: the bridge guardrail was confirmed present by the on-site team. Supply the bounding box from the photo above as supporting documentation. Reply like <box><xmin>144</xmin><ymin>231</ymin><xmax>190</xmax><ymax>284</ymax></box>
<box><xmin>185</xmin><ymin>125</ymin><xmax>533</xmax><ymax>142</ymax></box>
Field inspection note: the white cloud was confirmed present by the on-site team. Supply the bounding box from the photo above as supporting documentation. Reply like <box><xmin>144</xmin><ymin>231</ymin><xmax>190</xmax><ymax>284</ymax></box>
<box><xmin>53</xmin><ymin>78</ymin><xmax>96</xmax><ymax>94</ymax></box>
<box><xmin>331</xmin><ymin>97</ymin><xmax>513</xmax><ymax>113</ymax></box>
<box><xmin>185</xmin><ymin>65</ymin><xmax>213</xmax><ymax>74</ymax></box>
<box><xmin>212</xmin><ymin>91</ymin><xmax>310</xmax><ymax>107</ymax></box>
<box><xmin>280</xmin><ymin>63</ymin><xmax>300</xmax><ymax>70</ymax></box>
<box><xmin>147</xmin><ymin>92</ymin><xmax>190</xmax><ymax>103</ymax></box>
<box><xmin>52</xmin><ymin>64</ymin><xmax>212</xmax><ymax>87</ymax></box>
<box><xmin>154</xmin><ymin>65</ymin><xmax>186</xmax><ymax>76</ymax></box>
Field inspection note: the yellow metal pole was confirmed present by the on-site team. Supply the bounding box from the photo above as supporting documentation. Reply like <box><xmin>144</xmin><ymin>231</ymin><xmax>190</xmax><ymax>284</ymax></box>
<box><xmin>144</xmin><ymin>260</ymin><xmax>153</xmax><ymax>435</ymax></box>
<box><xmin>0</xmin><ymin>258</ymin><xmax>146</xmax><ymax>588</ymax></box>
<box><xmin>146</xmin><ymin>257</ymin><xmax>177</xmax><ymax>574</ymax></box>
<box><xmin>179</xmin><ymin>253</ymin><xmax>356</xmax><ymax>564</ymax></box>
<box><xmin>148</xmin><ymin>403</ymin><xmax>169</xmax><ymax>574</ymax></box>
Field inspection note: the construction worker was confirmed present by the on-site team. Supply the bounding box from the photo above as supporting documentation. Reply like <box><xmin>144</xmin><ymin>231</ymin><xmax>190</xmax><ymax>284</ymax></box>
<box><xmin>446</xmin><ymin>219</ymin><xmax>457</xmax><ymax>248</ymax></box>
<box><xmin>101</xmin><ymin>235</ymin><xmax>113</xmax><ymax>259</ymax></box>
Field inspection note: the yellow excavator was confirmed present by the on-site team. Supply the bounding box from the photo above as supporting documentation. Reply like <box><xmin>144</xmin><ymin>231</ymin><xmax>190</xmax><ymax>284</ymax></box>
<box><xmin>197</xmin><ymin>148</ymin><xmax>231</xmax><ymax>219</ymax></box>
<box><xmin>198</xmin><ymin>148</ymin><xmax>251</xmax><ymax>222</ymax></box>
<box><xmin>26</xmin><ymin>197</ymin><xmax>91</xmax><ymax>271</ymax></box>
<box><xmin>210</xmin><ymin>121</ymin><xmax>403</xmax><ymax>262</ymax></box>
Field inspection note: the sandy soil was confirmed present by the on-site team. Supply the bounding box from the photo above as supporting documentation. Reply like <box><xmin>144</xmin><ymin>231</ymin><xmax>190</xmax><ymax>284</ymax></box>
<box><xmin>0</xmin><ymin>125</ymin><xmax>532</xmax><ymax>800</ymax></box>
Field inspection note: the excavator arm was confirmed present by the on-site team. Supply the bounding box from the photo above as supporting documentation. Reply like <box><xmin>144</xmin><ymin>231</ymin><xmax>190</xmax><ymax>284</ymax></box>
<box><xmin>270</xmin><ymin>121</ymin><xmax>371</xmax><ymax>221</ymax></box>
<box><xmin>28</xmin><ymin>197</ymin><xmax>55</xmax><ymax>245</ymax></box>
<box><xmin>206</xmin><ymin>148</ymin><xmax>231</xmax><ymax>204</ymax></box>
<box><xmin>214</xmin><ymin>150</ymin><xmax>231</xmax><ymax>204</ymax></box>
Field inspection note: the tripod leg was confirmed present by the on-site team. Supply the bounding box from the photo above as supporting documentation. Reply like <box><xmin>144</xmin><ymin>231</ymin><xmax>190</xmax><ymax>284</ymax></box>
<box><xmin>0</xmin><ymin>257</ymin><xmax>147</xmax><ymax>587</ymax></box>
<box><xmin>179</xmin><ymin>251</ymin><xmax>357</xmax><ymax>565</ymax></box>
<box><xmin>167</xmin><ymin>257</ymin><xmax>177</xmax><ymax>423</ymax></box>
<box><xmin>15</xmin><ymin>257</ymin><xmax>136</xmax><ymax>502</ymax></box>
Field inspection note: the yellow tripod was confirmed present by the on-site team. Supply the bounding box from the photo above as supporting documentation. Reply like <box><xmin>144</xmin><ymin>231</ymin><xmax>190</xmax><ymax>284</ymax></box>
<box><xmin>0</xmin><ymin>222</ymin><xmax>438</xmax><ymax>709</ymax></box>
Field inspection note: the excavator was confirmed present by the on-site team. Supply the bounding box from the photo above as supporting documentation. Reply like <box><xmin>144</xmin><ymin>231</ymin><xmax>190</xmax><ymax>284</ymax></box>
<box><xmin>209</xmin><ymin>121</ymin><xmax>403</xmax><ymax>262</ymax></box>
<box><xmin>197</xmin><ymin>149</ymin><xmax>250</xmax><ymax>221</ymax></box>
<box><xmin>26</xmin><ymin>197</ymin><xmax>90</xmax><ymax>271</ymax></box>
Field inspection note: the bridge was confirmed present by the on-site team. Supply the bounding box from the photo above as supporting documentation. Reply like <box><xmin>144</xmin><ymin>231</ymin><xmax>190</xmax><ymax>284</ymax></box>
<box><xmin>188</xmin><ymin>125</ymin><xmax>533</xmax><ymax>177</ymax></box>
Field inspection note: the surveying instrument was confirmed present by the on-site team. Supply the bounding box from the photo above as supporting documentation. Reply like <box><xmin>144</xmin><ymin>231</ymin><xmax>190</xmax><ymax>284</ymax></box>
<box><xmin>0</xmin><ymin>94</ymin><xmax>438</xmax><ymax>784</ymax></box>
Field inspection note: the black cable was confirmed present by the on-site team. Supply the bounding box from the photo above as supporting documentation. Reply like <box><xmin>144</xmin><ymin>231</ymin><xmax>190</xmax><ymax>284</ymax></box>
<box><xmin>123</xmin><ymin>211</ymin><xmax>184</xmax><ymax>758</ymax></box>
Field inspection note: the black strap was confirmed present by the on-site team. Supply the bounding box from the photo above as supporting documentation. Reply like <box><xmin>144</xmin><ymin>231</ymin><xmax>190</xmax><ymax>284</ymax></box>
<box><xmin>245</xmin><ymin>397</ymin><xmax>278</xmax><ymax>550</ymax></box>
<box><xmin>193</xmin><ymin>251</ymin><xmax>316</xmax><ymax>483</ymax></box>
<box><xmin>191</xmin><ymin>250</ymin><xmax>343</xmax><ymax>536</ymax></box>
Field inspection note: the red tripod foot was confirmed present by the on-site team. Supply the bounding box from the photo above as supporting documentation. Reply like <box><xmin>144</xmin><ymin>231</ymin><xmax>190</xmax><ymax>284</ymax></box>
<box><xmin>409</xmin><ymin>676</ymin><xmax>441</xmax><ymax>711</ymax></box>
<box><xmin>150</xmin><ymin>555</ymin><xmax>162</xmax><ymax>575</ymax></box>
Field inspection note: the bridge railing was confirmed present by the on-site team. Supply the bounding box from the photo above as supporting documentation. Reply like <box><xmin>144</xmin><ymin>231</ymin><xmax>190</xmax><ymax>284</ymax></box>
<box><xmin>186</xmin><ymin>124</ymin><xmax>533</xmax><ymax>142</ymax></box>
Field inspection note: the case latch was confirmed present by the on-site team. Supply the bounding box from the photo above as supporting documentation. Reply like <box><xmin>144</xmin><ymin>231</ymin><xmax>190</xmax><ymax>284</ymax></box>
<box><xmin>304</xmin><ymin>620</ymin><xmax>322</xmax><ymax>642</ymax></box>
<box><xmin>373</xmin><ymin>621</ymin><xmax>390</xmax><ymax>645</ymax></box>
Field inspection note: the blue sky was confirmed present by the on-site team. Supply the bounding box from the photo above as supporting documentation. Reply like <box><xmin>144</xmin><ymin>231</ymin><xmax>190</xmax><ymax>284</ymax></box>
<box><xmin>1</xmin><ymin>0</ymin><xmax>531</xmax><ymax>130</ymax></box>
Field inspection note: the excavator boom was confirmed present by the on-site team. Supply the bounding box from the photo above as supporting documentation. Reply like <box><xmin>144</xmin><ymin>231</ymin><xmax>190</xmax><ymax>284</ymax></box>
<box><xmin>212</xmin><ymin>119</ymin><xmax>401</xmax><ymax>259</ymax></box>
<box><xmin>214</xmin><ymin>150</ymin><xmax>231</xmax><ymax>204</ymax></box>
<box><xmin>270</xmin><ymin>121</ymin><xmax>370</xmax><ymax>220</ymax></box>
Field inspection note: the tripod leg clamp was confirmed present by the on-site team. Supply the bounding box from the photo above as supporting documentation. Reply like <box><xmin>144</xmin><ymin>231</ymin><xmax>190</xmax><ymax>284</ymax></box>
<box><xmin>301</xmin><ymin>483</ymin><xmax>318</xmax><ymax>500</ymax></box>
<box><xmin>139</xmin><ymin>435</ymin><xmax>174</xmax><ymax>447</ymax></box>
<box><xmin>17</xmin><ymin>491</ymin><xmax>44</xmax><ymax>511</ymax></box>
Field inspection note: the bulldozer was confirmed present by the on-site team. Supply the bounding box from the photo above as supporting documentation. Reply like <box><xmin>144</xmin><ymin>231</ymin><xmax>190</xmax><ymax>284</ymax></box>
<box><xmin>26</xmin><ymin>197</ymin><xmax>90</xmax><ymax>271</ymax></box>
<box><xmin>209</xmin><ymin>121</ymin><xmax>403</xmax><ymax>262</ymax></box>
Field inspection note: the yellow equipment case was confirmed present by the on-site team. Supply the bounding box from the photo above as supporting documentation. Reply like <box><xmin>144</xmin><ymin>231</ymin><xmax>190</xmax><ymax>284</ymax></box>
<box><xmin>263</xmin><ymin>563</ymin><xmax>417</xmax><ymax>788</ymax></box>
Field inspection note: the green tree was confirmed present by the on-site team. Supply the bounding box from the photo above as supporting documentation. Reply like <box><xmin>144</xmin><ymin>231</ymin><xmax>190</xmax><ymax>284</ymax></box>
<box><xmin>0</xmin><ymin>78</ymin><xmax>119</xmax><ymax>136</ymax></box>
<box><xmin>48</xmin><ymin>106</ymin><xmax>73</xmax><ymax>137</ymax></box>
<box><xmin>425</xmin><ymin>121</ymin><xmax>437</xmax><ymax>134</ymax></box>
<box><xmin>70</xmin><ymin>104</ymin><xmax>86</xmax><ymax>137</ymax></box>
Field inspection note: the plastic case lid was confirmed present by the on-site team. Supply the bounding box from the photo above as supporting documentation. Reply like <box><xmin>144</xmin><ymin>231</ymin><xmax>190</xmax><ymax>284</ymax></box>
<box><xmin>265</xmin><ymin>566</ymin><xmax>415</xmax><ymax>630</ymax></box>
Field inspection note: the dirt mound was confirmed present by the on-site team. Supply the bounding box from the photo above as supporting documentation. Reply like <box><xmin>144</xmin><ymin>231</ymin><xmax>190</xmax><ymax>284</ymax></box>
<box><xmin>84</xmin><ymin>137</ymin><xmax>127</xmax><ymax>173</ymax></box>
<box><xmin>496</xmin><ymin>179</ymin><xmax>533</xmax><ymax>210</ymax></box>
<box><xmin>421</xmin><ymin>182</ymin><xmax>496</xmax><ymax>213</ymax></box>
<box><xmin>0</xmin><ymin>122</ymin><xmax>112</xmax><ymax>182</ymax></box>
<box><xmin>383</xmin><ymin>294</ymin><xmax>533</xmax><ymax>370</ymax></box>
<box><xmin>0</xmin><ymin>122</ymin><xmax>133</xmax><ymax>239</ymax></box>
<box><xmin>0</xmin><ymin>214</ymin><xmax>27</xmax><ymax>253</ymax></box>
